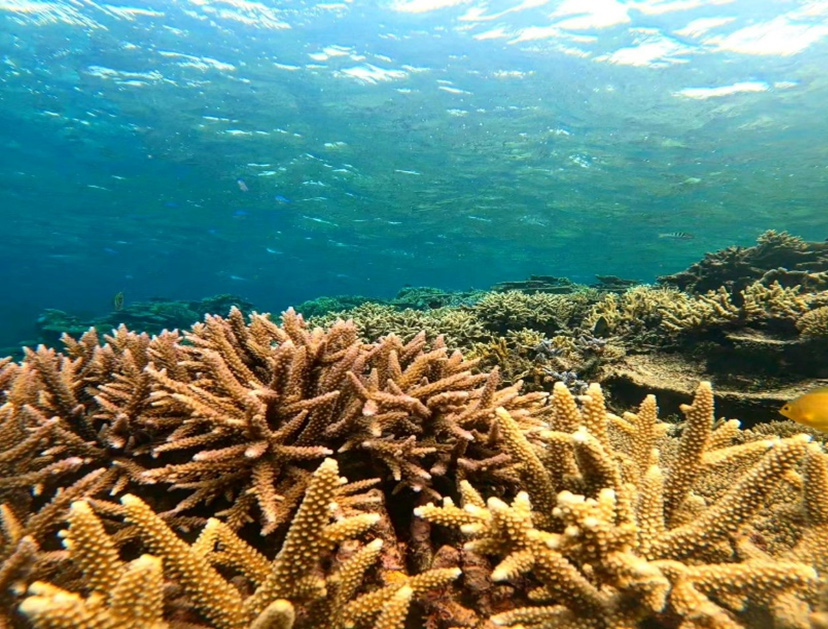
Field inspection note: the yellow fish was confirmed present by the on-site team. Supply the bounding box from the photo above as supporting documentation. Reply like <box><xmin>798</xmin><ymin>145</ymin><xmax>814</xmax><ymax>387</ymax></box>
<box><xmin>779</xmin><ymin>387</ymin><xmax>828</xmax><ymax>432</ymax></box>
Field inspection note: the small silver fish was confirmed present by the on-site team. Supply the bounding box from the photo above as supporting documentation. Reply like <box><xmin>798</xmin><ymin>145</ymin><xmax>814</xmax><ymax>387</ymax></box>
<box><xmin>658</xmin><ymin>232</ymin><xmax>694</xmax><ymax>240</ymax></box>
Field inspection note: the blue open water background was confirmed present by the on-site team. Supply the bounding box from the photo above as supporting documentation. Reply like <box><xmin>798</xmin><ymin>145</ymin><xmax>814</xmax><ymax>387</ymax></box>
<box><xmin>1</xmin><ymin>0</ymin><xmax>827</xmax><ymax>345</ymax></box>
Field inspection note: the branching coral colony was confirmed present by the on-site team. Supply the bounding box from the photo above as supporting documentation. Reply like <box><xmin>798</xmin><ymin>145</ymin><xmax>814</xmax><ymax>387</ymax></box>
<box><xmin>0</xmin><ymin>308</ymin><xmax>827</xmax><ymax>628</ymax></box>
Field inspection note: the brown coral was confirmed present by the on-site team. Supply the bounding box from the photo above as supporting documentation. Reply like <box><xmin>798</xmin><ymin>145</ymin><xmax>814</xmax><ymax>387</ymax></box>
<box><xmin>797</xmin><ymin>306</ymin><xmax>828</xmax><ymax>338</ymax></box>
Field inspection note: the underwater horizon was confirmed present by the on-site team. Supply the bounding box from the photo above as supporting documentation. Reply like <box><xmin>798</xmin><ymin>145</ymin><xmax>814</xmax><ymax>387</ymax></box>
<box><xmin>2</xmin><ymin>0</ymin><xmax>828</xmax><ymax>347</ymax></box>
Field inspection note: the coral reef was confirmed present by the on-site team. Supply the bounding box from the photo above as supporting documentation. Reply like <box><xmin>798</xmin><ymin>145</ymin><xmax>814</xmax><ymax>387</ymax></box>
<box><xmin>309</xmin><ymin>302</ymin><xmax>492</xmax><ymax>350</ymax></box>
<box><xmin>488</xmin><ymin>275</ymin><xmax>581</xmax><ymax>294</ymax></box>
<box><xmin>798</xmin><ymin>306</ymin><xmax>828</xmax><ymax>339</ymax></box>
<box><xmin>2</xmin><ymin>310</ymin><xmax>828</xmax><ymax>628</ymax></box>
<box><xmin>296</xmin><ymin>287</ymin><xmax>483</xmax><ymax>320</ymax></box>
<box><xmin>293</xmin><ymin>294</ymin><xmax>374</xmax><ymax>319</ymax></box>
<box><xmin>389</xmin><ymin>286</ymin><xmax>483</xmax><ymax>310</ymax></box>
<box><xmin>561</xmin><ymin>257</ymin><xmax>828</xmax><ymax>421</ymax></box>
<box><xmin>304</xmin><ymin>269</ymin><xmax>828</xmax><ymax>422</ymax></box>
<box><xmin>417</xmin><ymin>382</ymin><xmax>827</xmax><ymax>628</ymax></box>
<box><xmin>658</xmin><ymin>281</ymin><xmax>821</xmax><ymax>336</ymax></box>
<box><xmin>33</xmin><ymin>295</ymin><xmax>254</xmax><ymax>348</ymax></box>
<box><xmin>471</xmin><ymin>290</ymin><xmax>597</xmax><ymax>337</ymax></box>
<box><xmin>582</xmin><ymin>285</ymin><xmax>691</xmax><ymax>344</ymax></box>
<box><xmin>659</xmin><ymin>230</ymin><xmax>828</xmax><ymax>295</ymax></box>
<box><xmin>591</xmin><ymin>275</ymin><xmax>641</xmax><ymax>291</ymax></box>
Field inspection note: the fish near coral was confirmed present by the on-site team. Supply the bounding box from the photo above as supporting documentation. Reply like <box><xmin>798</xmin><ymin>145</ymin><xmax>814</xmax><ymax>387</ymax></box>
<box><xmin>658</xmin><ymin>232</ymin><xmax>695</xmax><ymax>240</ymax></box>
<box><xmin>780</xmin><ymin>387</ymin><xmax>828</xmax><ymax>432</ymax></box>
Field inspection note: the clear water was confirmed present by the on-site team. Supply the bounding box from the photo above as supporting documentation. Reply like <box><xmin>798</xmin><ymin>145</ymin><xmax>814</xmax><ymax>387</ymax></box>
<box><xmin>1</xmin><ymin>0</ymin><xmax>827</xmax><ymax>347</ymax></box>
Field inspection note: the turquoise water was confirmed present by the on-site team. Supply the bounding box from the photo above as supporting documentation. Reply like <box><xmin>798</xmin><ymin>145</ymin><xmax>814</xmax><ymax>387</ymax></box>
<box><xmin>1</xmin><ymin>0</ymin><xmax>827</xmax><ymax>346</ymax></box>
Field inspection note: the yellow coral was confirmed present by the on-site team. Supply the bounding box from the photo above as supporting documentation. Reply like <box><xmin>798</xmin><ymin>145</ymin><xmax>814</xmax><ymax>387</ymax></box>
<box><xmin>18</xmin><ymin>459</ymin><xmax>459</xmax><ymax>629</ymax></box>
<box><xmin>417</xmin><ymin>382</ymin><xmax>826</xmax><ymax>628</ymax></box>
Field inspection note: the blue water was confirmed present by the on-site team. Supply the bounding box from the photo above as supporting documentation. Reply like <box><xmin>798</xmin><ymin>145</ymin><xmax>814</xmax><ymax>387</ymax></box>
<box><xmin>2</xmin><ymin>0</ymin><xmax>827</xmax><ymax>347</ymax></box>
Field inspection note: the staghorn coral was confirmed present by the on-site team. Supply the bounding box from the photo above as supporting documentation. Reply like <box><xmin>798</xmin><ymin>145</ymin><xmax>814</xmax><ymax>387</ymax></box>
<box><xmin>128</xmin><ymin>307</ymin><xmax>546</xmax><ymax>530</ymax></box>
<box><xmin>467</xmin><ymin>329</ymin><xmax>552</xmax><ymax>390</ymax></box>
<box><xmin>416</xmin><ymin>381</ymin><xmax>828</xmax><ymax>628</ymax></box>
<box><xmin>660</xmin><ymin>280</ymin><xmax>823</xmax><ymax>336</ymax></box>
<box><xmin>581</xmin><ymin>285</ymin><xmax>690</xmax><ymax>345</ymax></box>
<box><xmin>309</xmin><ymin>302</ymin><xmax>491</xmax><ymax>350</ymax></box>
<box><xmin>18</xmin><ymin>458</ymin><xmax>460</xmax><ymax>629</ymax></box>
<box><xmin>4</xmin><ymin>310</ymin><xmax>828</xmax><ymax>628</ymax></box>
<box><xmin>471</xmin><ymin>290</ymin><xmax>596</xmax><ymax>336</ymax></box>
<box><xmin>465</xmin><ymin>329</ymin><xmax>616</xmax><ymax>393</ymax></box>
<box><xmin>0</xmin><ymin>308</ymin><xmax>549</xmax><ymax>623</ymax></box>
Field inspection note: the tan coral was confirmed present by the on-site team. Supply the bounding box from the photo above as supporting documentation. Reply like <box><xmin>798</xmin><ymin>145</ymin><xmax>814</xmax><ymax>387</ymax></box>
<box><xmin>92</xmin><ymin>308</ymin><xmax>547</xmax><ymax>528</ymax></box>
<box><xmin>797</xmin><ymin>305</ymin><xmax>828</xmax><ymax>338</ymax></box>
<box><xmin>5</xmin><ymin>309</ymin><xmax>828</xmax><ymax>629</ymax></box>
<box><xmin>417</xmin><ymin>381</ymin><xmax>825</xmax><ymax>628</ymax></box>
<box><xmin>310</xmin><ymin>302</ymin><xmax>491</xmax><ymax>350</ymax></box>
<box><xmin>584</xmin><ymin>285</ymin><xmax>692</xmax><ymax>341</ymax></box>
<box><xmin>18</xmin><ymin>459</ymin><xmax>459</xmax><ymax>629</ymax></box>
